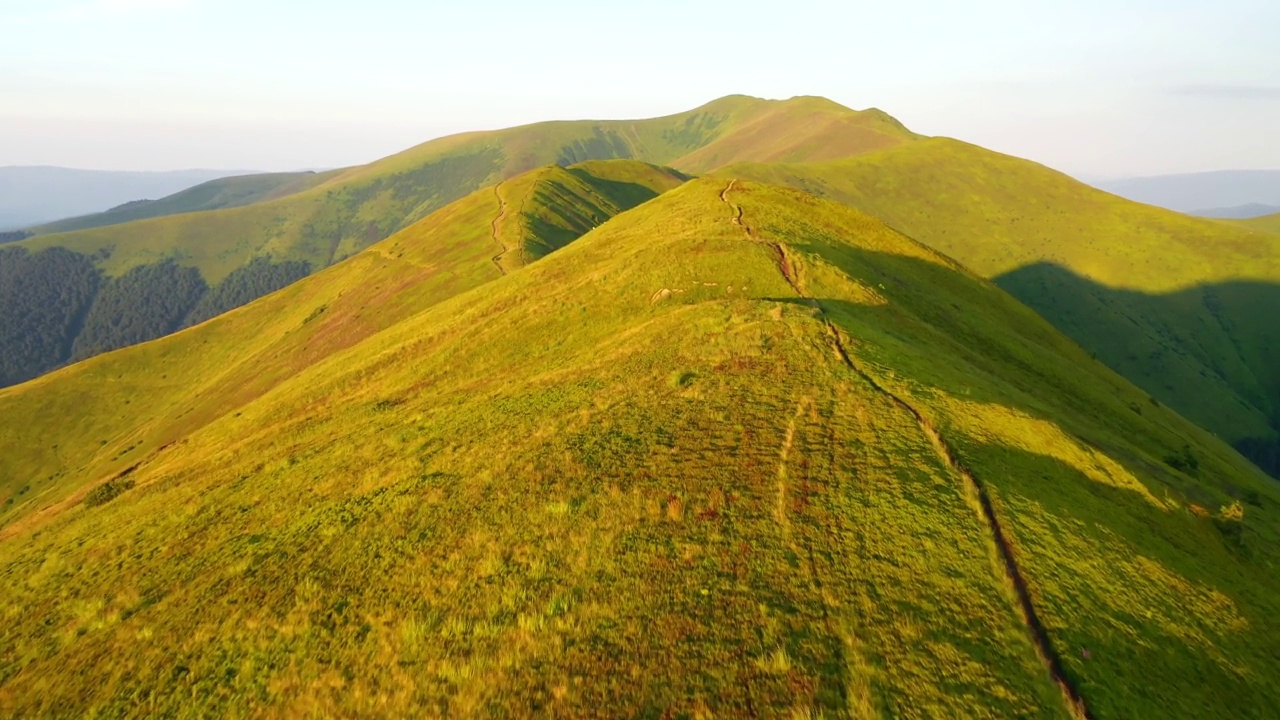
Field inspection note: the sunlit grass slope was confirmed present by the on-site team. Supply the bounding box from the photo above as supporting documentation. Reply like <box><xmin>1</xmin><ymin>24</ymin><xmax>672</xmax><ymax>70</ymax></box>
<box><xmin>15</xmin><ymin>95</ymin><xmax>911</xmax><ymax>283</ymax></box>
<box><xmin>1</xmin><ymin>180</ymin><xmax>1276</xmax><ymax>718</ymax></box>
<box><xmin>1239</xmin><ymin>212</ymin><xmax>1280</xmax><ymax>235</ymax></box>
<box><xmin>29</xmin><ymin>171</ymin><xmax>338</xmax><ymax>236</ymax></box>
<box><xmin>0</xmin><ymin>159</ymin><xmax>682</xmax><ymax>525</ymax></box>
<box><xmin>723</xmin><ymin>140</ymin><xmax>1280</xmax><ymax>472</ymax></box>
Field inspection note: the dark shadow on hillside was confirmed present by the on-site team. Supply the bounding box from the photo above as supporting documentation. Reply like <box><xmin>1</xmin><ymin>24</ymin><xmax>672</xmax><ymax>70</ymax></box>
<box><xmin>762</xmin><ymin>247</ymin><xmax>1280</xmax><ymax>717</ymax></box>
<box><xmin>954</xmin><ymin>443</ymin><xmax>1279</xmax><ymax>719</ymax></box>
<box><xmin>995</xmin><ymin>263</ymin><xmax>1280</xmax><ymax>479</ymax></box>
<box><xmin>565</xmin><ymin>166</ymin><xmax>692</xmax><ymax>210</ymax></box>
<box><xmin>759</xmin><ymin>232</ymin><xmax>1279</xmax><ymax>483</ymax></box>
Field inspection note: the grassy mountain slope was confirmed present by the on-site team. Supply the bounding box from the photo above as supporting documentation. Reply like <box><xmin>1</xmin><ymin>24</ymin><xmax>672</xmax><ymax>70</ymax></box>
<box><xmin>723</xmin><ymin>139</ymin><xmax>1280</xmax><ymax>474</ymax></box>
<box><xmin>0</xmin><ymin>160</ymin><xmax>683</xmax><ymax>390</ymax></box>
<box><xmin>0</xmin><ymin>97</ymin><xmax>911</xmax><ymax>391</ymax></box>
<box><xmin>1239</xmin><ymin>212</ymin><xmax>1280</xmax><ymax>234</ymax></box>
<box><xmin>30</xmin><ymin>171</ymin><xmax>336</xmax><ymax>236</ymax></box>
<box><xmin>13</xmin><ymin>96</ymin><xmax>912</xmax><ymax>284</ymax></box>
<box><xmin>1</xmin><ymin>179</ymin><xmax>1276</xmax><ymax>718</ymax></box>
<box><xmin>0</xmin><ymin>160</ymin><xmax>684</xmax><ymax>522</ymax></box>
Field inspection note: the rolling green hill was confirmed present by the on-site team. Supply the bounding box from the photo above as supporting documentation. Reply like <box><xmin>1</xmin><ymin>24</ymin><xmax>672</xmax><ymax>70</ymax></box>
<box><xmin>721</xmin><ymin>139</ymin><xmax>1280</xmax><ymax>477</ymax></box>
<box><xmin>0</xmin><ymin>96</ymin><xmax>913</xmax><ymax>390</ymax></box>
<box><xmin>15</xmin><ymin>95</ymin><xmax>912</xmax><ymax>284</ymax></box>
<box><xmin>29</xmin><ymin>171</ymin><xmax>337</xmax><ymax>236</ymax></box>
<box><xmin>0</xmin><ymin>159</ymin><xmax>686</xmax><ymax>513</ymax></box>
<box><xmin>0</xmin><ymin>161</ymin><xmax>684</xmax><ymax>389</ymax></box>
<box><xmin>1239</xmin><ymin>212</ymin><xmax>1280</xmax><ymax>234</ymax></box>
<box><xmin>1</xmin><ymin>178</ymin><xmax>1276</xmax><ymax>718</ymax></box>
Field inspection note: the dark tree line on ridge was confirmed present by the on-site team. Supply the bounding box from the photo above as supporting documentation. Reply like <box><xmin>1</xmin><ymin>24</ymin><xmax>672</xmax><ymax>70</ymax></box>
<box><xmin>0</xmin><ymin>248</ymin><xmax>308</xmax><ymax>387</ymax></box>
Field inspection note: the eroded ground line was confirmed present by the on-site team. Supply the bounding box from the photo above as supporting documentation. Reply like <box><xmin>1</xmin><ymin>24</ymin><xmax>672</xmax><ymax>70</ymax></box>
<box><xmin>720</xmin><ymin>179</ymin><xmax>1093</xmax><ymax>720</ymax></box>
<box><xmin>490</xmin><ymin>183</ymin><xmax>510</xmax><ymax>276</ymax></box>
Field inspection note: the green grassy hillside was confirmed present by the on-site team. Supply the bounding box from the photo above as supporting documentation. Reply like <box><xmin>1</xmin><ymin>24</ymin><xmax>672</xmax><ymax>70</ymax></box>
<box><xmin>1239</xmin><ymin>212</ymin><xmax>1280</xmax><ymax>234</ymax></box>
<box><xmin>0</xmin><ymin>97</ymin><xmax>912</xmax><ymax>391</ymax></box>
<box><xmin>0</xmin><ymin>159</ymin><xmax>685</xmax><ymax>518</ymax></box>
<box><xmin>16</xmin><ymin>96</ymin><xmax>911</xmax><ymax>284</ymax></box>
<box><xmin>0</xmin><ymin>160</ymin><xmax>683</xmax><ymax>389</ymax></box>
<box><xmin>1</xmin><ymin>179</ymin><xmax>1275</xmax><ymax>718</ymax></box>
<box><xmin>30</xmin><ymin>171</ymin><xmax>337</xmax><ymax>236</ymax></box>
<box><xmin>722</xmin><ymin>140</ymin><xmax>1280</xmax><ymax>476</ymax></box>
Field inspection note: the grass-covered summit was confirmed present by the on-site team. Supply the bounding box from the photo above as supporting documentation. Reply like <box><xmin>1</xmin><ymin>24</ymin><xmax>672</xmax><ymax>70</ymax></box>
<box><xmin>1</xmin><ymin>177</ymin><xmax>1275</xmax><ymax>718</ymax></box>
<box><xmin>0</xmin><ymin>96</ymin><xmax>914</xmax><ymax>390</ymax></box>
<box><xmin>16</xmin><ymin>95</ymin><xmax>912</xmax><ymax>283</ymax></box>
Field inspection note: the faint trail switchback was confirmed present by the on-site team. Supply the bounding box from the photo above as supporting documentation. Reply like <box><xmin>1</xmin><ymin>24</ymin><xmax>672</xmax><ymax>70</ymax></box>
<box><xmin>490</xmin><ymin>183</ymin><xmax>510</xmax><ymax>276</ymax></box>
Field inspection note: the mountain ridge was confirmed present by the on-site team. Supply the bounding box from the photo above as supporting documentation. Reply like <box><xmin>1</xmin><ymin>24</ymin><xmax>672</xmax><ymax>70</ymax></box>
<box><xmin>0</xmin><ymin>96</ymin><xmax>917</xmax><ymax>390</ymax></box>
<box><xmin>1</xmin><ymin>175</ymin><xmax>1275</xmax><ymax>717</ymax></box>
<box><xmin>4</xmin><ymin>96</ymin><xmax>1278</xmax><ymax>487</ymax></box>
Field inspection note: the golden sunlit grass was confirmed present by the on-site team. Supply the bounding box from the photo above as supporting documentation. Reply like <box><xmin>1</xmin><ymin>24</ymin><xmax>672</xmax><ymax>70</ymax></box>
<box><xmin>0</xmin><ymin>180</ymin><xmax>1276</xmax><ymax>718</ymax></box>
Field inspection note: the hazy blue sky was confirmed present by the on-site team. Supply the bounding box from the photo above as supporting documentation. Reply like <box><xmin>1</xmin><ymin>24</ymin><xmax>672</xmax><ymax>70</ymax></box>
<box><xmin>2</xmin><ymin>0</ymin><xmax>1277</xmax><ymax>177</ymax></box>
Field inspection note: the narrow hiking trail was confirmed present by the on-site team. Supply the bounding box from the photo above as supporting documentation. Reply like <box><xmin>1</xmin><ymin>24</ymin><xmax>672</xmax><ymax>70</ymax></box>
<box><xmin>720</xmin><ymin>181</ymin><xmax>1094</xmax><ymax>720</ymax></box>
<box><xmin>490</xmin><ymin>183</ymin><xmax>511</xmax><ymax>276</ymax></box>
<box><xmin>720</xmin><ymin>180</ymin><xmax>799</xmax><ymax>290</ymax></box>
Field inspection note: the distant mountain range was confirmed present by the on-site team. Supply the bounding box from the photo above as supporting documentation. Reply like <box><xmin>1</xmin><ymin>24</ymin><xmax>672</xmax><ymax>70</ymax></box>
<box><xmin>1193</xmin><ymin>202</ymin><xmax>1280</xmax><ymax>219</ymax></box>
<box><xmin>1093</xmin><ymin>169</ymin><xmax>1280</xmax><ymax>217</ymax></box>
<box><xmin>0</xmin><ymin>166</ymin><xmax>257</xmax><ymax>230</ymax></box>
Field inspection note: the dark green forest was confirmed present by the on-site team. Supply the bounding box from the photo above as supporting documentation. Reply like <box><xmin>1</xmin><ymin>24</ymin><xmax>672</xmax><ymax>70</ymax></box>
<box><xmin>0</xmin><ymin>231</ymin><xmax>33</xmax><ymax>245</ymax></box>
<box><xmin>184</xmin><ymin>257</ymin><xmax>309</xmax><ymax>327</ymax></box>
<box><xmin>0</xmin><ymin>248</ymin><xmax>310</xmax><ymax>387</ymax></box>
<box><xmin>0</xmin><ymin>247</ymin><xmax>100</xmax><ymax>385</ymax></box>
<box><xmin>70</xmin><ymin>260</ymin><xmax>208</xmax><ymax>360</ymax></box>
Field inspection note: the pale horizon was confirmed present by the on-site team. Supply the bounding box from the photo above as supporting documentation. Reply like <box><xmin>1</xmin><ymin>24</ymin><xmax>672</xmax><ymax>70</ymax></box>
<box><xmin>3</xmin><ymin>0</ymin><xmax>1278</xmax><ymax>178</ymax></box>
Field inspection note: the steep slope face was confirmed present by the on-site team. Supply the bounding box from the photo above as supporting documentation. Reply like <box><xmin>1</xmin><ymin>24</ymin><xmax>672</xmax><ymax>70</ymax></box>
<box><xmin>0</xmin><ymin>160</ymin><xmax>684</xmax><ymax>521</ymax></box>
<box><xmin>1</xmin><ymin>180</ymin><xmax>1275</xmax><ymax>718</ymax></box>
<box><xmin>2</xmin><ymin>96</ymin><xmax>911</xmax><ymax>390</ymax></box>
<box><xmin>724</xmin><ymin>140</ymin><xmax>1280</xmax><ymax>477</ymax></box>
<box><xmin>30</xmin><ymin>171</ymin><xmax>336</xmax><ymax>236</ymax></box>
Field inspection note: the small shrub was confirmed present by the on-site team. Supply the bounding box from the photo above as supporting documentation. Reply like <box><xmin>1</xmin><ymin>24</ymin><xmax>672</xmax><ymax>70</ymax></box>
<box><xmin>303</xmin><ymin>305</ymin><xmax>328</xmax><ymax>324</ymax></box>
<box><xmin>1164</xmin><ymin>444</ymin><xmax>1199</xmax><ymax>474</ymax></box>
<box><xmin>1242</xmin><ymin>488</ymin><xmax>1263</xmax><ymax>508</ymax></box>
<box><xmin>668</xmin><ymin>370</ymin><xmax>697</xmax><ymax>388</ymax></box>
<box><xmin>1213</xmin><ymin>501</ymin><xmax>1246</xmax><ymax>548</ymax></box>
<box><xmin>84</xmin><ymin>477</ymin><xmax>137</xmax><ymax>508</ymax></box>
